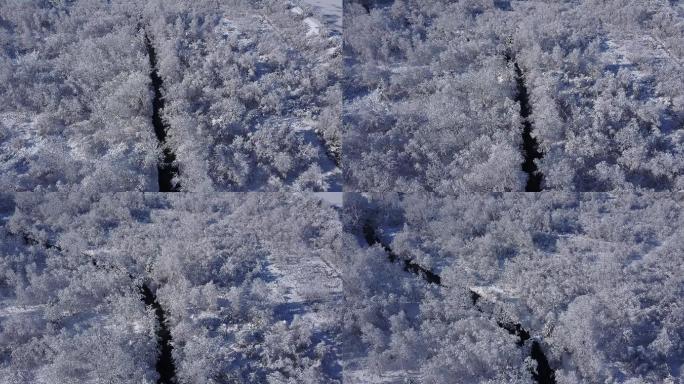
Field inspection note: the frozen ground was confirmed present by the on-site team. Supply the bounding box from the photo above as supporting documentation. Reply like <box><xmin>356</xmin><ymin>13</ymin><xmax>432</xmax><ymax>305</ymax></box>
<box><xmin>314</xmin><ymin>192</ymin><xmax>344</xmax><ymax>207</ymax></box>
<box><xmin>299</xmin><ymin>0</ymin><xmax>342</xmax><ymax>34</ymax></box>
<box><xmin>265</xmin><ymin>248</ymin><xmax>342</xmax><ymax>328</ymax></box>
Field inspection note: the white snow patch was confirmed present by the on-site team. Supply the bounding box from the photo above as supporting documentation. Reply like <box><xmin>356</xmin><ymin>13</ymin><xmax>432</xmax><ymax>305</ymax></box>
<box><xmin>292</xmin><ymin>119</ymin><xmax>315</xmax><ymax>132</ymax></box>
<box><xmin>303</xmin><ymin>17</ymin><xmax>322</xmax><ymax>36</ymax></box>
<box><xmin>377</xmin><ymin>225</ymin><xmax>402</xmax><ymax>243</ymax></box>
<box><xmin>344</xmin><ymin>368</ymin><xmax>420</xmax><ymax>383</ymax></box>
<box><xmin>132</xmin><ymin>320</ymin><xmax>145</xmax><ymax>333</ymax></box>
<box><xmin>299</xmin><ymin>0</ymin><xmax>342</xmax><ymax>32</ymax></box>
<box><xmin>326</xmin><ymin>46</ymin><xmax>339</xmax><ymax>57</ymax></box>
<box><xmin>470</xmin><ymin>285</ymin><xmax>517</xmax><ymax>301</ymax></box>
<box><xmin>470</xmin><ymin>285</ymin><xmax>545</xmax><ymax>335</ymax></box>
<box><xmin>313</xmin><ymin>192</ymin><xmax>342</xmax><ymax>207</ymax></box>
<box><xmin>264</xmin><ymin>246</ymin><xmax>342</xmax><ymax>329</ymax></box>
<box><xmin>0</xmin><ymin>303</ymin><xmax>44</xmax><ymax>317</ymax></box>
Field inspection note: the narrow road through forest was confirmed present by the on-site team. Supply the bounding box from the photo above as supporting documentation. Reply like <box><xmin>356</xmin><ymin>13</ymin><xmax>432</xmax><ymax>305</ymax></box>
<box><xmin>145</xmin><ymin>33</ymin><xmax>180</xmax><ymax>192</ymax></box>
<box><xmin>363</xmin><ymin>223</ymin><xmax>555</xmax><ymax>383</ymax></box>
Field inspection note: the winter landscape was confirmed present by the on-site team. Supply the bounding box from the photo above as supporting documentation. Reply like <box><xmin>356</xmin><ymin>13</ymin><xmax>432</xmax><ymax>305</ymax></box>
<box><xmin>0</xmin><ymin>192</ymin><xmax>344</xmax><ymax>383</ymax></box>
<box><xmin>342</xmin><ymin>192</ymin><xmax>684</xmax><ymax>383</ymax></box>
<box><xmin>1</xmin><ymin>0</ymin><xmax>684</xmax><ymax>383</ymax></box>
<box><xmin>2</xmin><ymin>192</ymin><xmax>683</xmax><ymax>383</ymax></box>
<box><xmin>0</xmin><ymin>0</ymin><xmax>341</xmax><ymax>192</ymax></box>
<box><xmin>344</xmin><ymin>0</ymin><xmax>684</xmax><ymax>192</ymax></box>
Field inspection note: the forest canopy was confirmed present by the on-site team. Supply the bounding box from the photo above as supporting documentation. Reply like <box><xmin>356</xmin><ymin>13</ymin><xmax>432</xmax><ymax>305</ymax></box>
<box><xmin>343</xmin><ymin>0</ymin><xmax>684</xmax><ymax>192</ymax></box>
<box><xmin>341</xmin><ymin>192</ymin><xmax>684</xmax><ymax>383</ymax></box>
<box><xmin>0</xmin><ymin>192</ymin><xmax>344</xmax><ymax>383</ymax></box>
<box><xmin>0</xmin><ymin>0</ymin><xmax>341</xmax><ymax>192</ymax></box>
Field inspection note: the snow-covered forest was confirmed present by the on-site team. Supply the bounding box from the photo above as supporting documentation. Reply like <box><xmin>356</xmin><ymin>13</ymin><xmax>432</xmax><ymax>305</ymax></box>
<box><xmin>344</xmin><ymin>0</ymin><xmax>684</xmax><ymax>192</ymax></box>
<box><xmin>0</xmin><ymin>192</ymin><xmax>344</xmax><ymax>383</ymax></box>
<box><xmin>1</xmin><ymin>0</ymin><xmax>684</xmax><ymax>383</ymax></box>
<box><xmin>5</xmin><ymin>192</ymin><xmax>682</xmax><ymax>384</ymax></box>
<box><xmin>0</xmin><ymin>0</ymin><xmax>341</xmax><ymax>191</ymax></box>
<box><xmin>342</xmin><ymin>193</ymin><xmax>684</xmax><ymax>383</ymax></box>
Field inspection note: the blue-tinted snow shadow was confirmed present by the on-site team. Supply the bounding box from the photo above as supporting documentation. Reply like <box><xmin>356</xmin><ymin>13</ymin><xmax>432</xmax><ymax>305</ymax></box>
<box><xmin>0</xmin><ymin>194</ymin><xmax>15</xmax><ymax>219</ymax></box>
<box><xmin>293</xmin><ymin>128</ymin><xmax>342</xmax><ymax>191</ymax></box>
<box><xmin>532</xmin><ymin>232</ymin><xmax>558</xmax><ymax>252</ymax></box>
<box><xmin>254</xmin><ymin>262</ymin><xmax>278</xmax><ymax>284</ymax></box>
<box><xmin>273</xmin><ymin>300</ymin><xmax>311</xmax><ymax>323</ymax></box>
<box><xmin>494</xmin><ymin>0</ymin><xmax>512</xmax><ymax>11</ymax></box>
<box><xmin>272</xmin><ymin>297</ymin><xmax>333</xmax><ymax>324</ymax></box>
<box><xmin>312</xmin><ymin>329</ymin><xmax>343</xmax><ymax>379</ymax></box>
<box><xmin>604</xmin><ymin>62</ymin><xmax>639</xmax><ymax>74</ymax></box>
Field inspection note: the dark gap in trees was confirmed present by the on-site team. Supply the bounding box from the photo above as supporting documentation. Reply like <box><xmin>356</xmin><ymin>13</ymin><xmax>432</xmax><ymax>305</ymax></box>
<box><xmin>362</xmin><ymin>222</ymin><xmax>554</xmax><ymax>382</ymax></box>
<box><xmin>353</xmin><ymin>0</ymin><xmax>390</xmax><ymax>14</ymax></box>
<box><xmin>496</xmin><ymin>319</ymin><xmax>531</xmax><ymax>347</ymax></box>
<box><xmin>16</xmin><ymin>231</ymin><xmax>178</xmax><ymax>384</ymax></box>
<box><xmin>139</xmin><ymin>284</ymin><xmax>178</xmax><ymax>384</ymax></box>
<box><xmin>144</xmin><ymin>32</ymin><xmax>180</xmax><ymax>192</ymax></box>
<box><xmin>506</xmin><ymin>54</ymin><xmax>544</xmax><ymax>191</ymax></box>
<box><xmin>363</xmin><ymin>223</ymin><xmax>442</xmax><ymax>286</ymax></box>
<box><xmin>530</xmin><ymin>341</ymin><xmax>556</xmax><ymax>384</ymax></box>
<box><xmin>21</xmin><ymin>233</ymin><xmax>62</xmax><ymax>251</ymax></box>
<box><xmin>471</xmin><ymin>290</ymin><xmax>556</xmax><ymax>384</ymax></box>
<box><xmin>320</xmin><ymin>133</ymin><xmax>341</xmax><ymax>168</ymax></box>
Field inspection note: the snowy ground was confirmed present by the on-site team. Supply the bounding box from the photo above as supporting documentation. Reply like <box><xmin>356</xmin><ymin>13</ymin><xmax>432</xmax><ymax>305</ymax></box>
<box><xmin>313</xmin><ymin>192</ymin><xmax>343</xmax><ymax>207</ymax></box>
<box><xmin>299</xmin><ymin>0</ymin><xmax>342</xmax><ymax>34</ymax></box>
<box><xmin>602</xmin><ymin>32</ymin><xmax>680</xmax><ymax>82</ymax></box>
<box><xmin>265</xmin><ymin>249</ymin><xmax>342</xmax><ymax>327</ymax></box>
<box><xmin>0</xmin><ymin>112</ymin><xmax>156</xmax><ymax>192</ymax></box>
